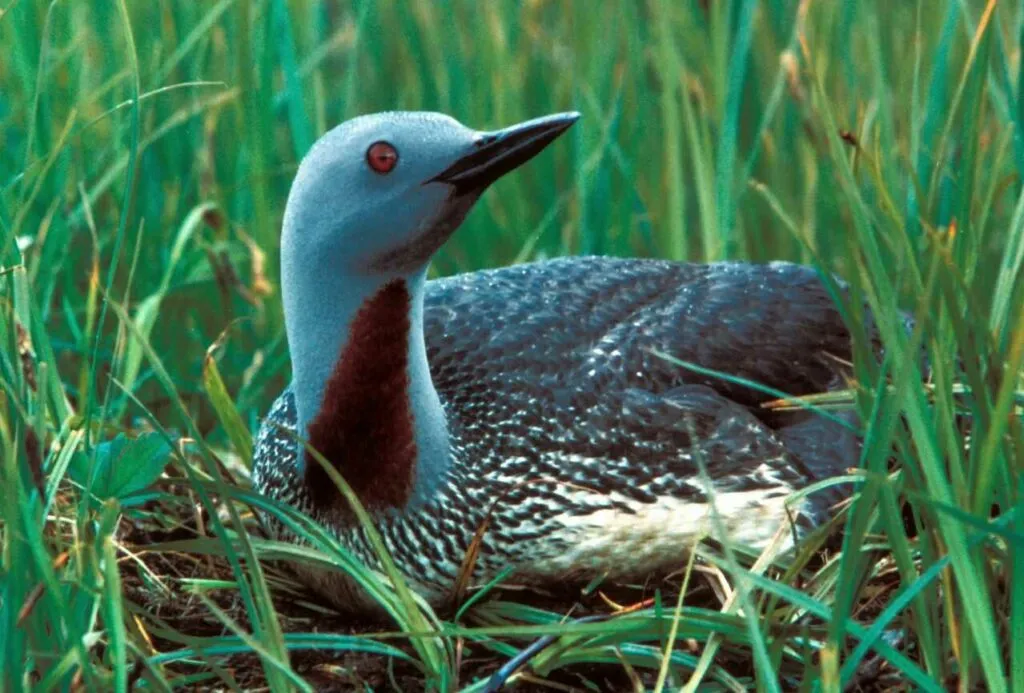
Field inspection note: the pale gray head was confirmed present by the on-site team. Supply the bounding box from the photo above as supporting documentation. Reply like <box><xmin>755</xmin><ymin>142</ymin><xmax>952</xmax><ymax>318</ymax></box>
<box><xmin>281</xmin><ymin>110</ymin><xmax>580</xmax><ymax>278</ymax></box>
<box><xmin>280</xmin><ymin>110</ymin><xmax>579</xmax><ymax>500</ymax></box>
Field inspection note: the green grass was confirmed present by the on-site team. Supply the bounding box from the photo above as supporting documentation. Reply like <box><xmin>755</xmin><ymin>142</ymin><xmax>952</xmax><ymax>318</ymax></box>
<box><xmin>2</xmin><ymin>0</ymin><xmax>1023</xmax><ymax>690</ymax></box>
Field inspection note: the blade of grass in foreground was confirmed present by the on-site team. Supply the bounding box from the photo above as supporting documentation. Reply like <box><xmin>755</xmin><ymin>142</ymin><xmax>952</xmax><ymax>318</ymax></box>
<box><xmin>654</xmin><ymin>0</ymin><xmax>686</xmax><ymax>261</ymax></box>
<box><xmin>300</xmin><ymin>443</ymin><xmax>452</xmax><ymax>686</ymax></box>
<box><xmin>684</xmin><ymin>413</ymin><xmax>781</xmax><ymax>693</ymax></box>
<box><xmin>101</xmin><ymin>503</ymin><xmax>129</xmax><ymax>693</ymax></box>
<box><xmin>103</xmin><ymin>295</ymin><xmax>294</xmax><ymax>687</ymax></box>
<box><xmin>714</xmin><ymin>0</ymin><xmax>758</xmax><ymax>257</ymax></box>
<box><xmin>147</xmin><ymin>633</ymin><xmax>414</xmax><ymax>668</ymax></box>
<box><xmin>116</xmin><ymin>202</ymin><xmax>218</xmax><ymax>409</ymax></box>
<box><xmin>83</xmin><ymin>0</ymin><xmax>141</xmax><ymax>449</ymax></box>
<box><xmin>202</xmin><ymin>325</ymin><xmax>255</xmax><ymax>464</ymax></box>
<box><xmin>803</xmin><ymin>20</ymin><xmax>1009</xmax><ymax>689</ymax></box>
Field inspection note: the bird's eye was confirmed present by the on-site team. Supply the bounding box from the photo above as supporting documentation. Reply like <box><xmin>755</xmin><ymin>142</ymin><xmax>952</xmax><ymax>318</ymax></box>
<box><xmin>366</xmin><ymin>141</ymin><xmax>399</xmax><ymax>174</ymax></box>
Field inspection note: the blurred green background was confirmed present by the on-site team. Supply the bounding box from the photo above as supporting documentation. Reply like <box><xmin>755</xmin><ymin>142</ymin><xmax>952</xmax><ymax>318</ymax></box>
<box><xmin>7</xmin><ymin>0</ymin><xmax>1015</xmax><ymax>440</ymax></box>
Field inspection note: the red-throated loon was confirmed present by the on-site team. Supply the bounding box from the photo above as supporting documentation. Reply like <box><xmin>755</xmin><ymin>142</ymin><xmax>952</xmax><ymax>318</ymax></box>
<box><xmin>252</xmin><ymin>111</ymin><xmax>860</xmax><ymax>612</ymax></box>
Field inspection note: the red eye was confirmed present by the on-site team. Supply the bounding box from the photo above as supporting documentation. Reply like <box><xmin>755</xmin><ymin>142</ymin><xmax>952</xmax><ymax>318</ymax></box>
<box><xmin>366</xmin><ymin>141</ymin><xmax>399</xmax><ymax>174</ymax></box>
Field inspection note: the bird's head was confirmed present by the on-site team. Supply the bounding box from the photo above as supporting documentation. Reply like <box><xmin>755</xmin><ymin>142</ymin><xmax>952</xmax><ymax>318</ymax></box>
<box><xmin>281</xmin><ymin>110</ymin><xmax>579</xmax><ymax>277</ymax></box>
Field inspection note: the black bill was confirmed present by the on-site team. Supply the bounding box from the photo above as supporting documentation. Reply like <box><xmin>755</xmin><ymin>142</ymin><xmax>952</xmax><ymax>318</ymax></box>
<box><xmin>427</xmin><ymin>112</ymin><xmax>580</xmax><ymax>192</ymax></box>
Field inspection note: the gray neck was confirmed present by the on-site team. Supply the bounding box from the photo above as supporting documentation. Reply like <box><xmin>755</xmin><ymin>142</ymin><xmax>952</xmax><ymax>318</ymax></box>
<box><xmin>282</xmin><ymin>259</ymin><xmax>451</xmax><ymax>507</ymax></box>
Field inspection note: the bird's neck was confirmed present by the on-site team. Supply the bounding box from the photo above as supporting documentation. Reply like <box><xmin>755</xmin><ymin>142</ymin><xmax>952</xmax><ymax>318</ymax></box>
<box><xmin>284</xmin><ymin>265</ymin><xmax>450</xmax><ymax>516</ymax></box>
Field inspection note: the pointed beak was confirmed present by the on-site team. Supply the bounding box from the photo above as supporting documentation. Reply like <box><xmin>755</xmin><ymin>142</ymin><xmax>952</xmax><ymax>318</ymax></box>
<box><xmin>427</xmin><ymin>112</ymin><xmax>580</xmax><ymax>192</ymax></box>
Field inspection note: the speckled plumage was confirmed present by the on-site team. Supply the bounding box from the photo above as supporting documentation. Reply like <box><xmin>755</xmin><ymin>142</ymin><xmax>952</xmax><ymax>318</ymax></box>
<box><xmin>253</xmin><ymin>255</ymin><xmax>859</xmax><ymax>612</ymax></box>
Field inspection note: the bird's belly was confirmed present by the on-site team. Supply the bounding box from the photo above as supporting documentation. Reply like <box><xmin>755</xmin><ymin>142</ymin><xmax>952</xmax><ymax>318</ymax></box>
<box><xmin>521</xmin><ymin>488</ymin><xmax>799</xmax><ymax>579</ymax></box>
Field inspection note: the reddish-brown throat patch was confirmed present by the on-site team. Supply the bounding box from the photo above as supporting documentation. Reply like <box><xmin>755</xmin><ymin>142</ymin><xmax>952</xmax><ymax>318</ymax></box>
<box><xmin>305</xmin><ymin>279</ymin><xmax>417</xmax><ymax>517</ymax></box>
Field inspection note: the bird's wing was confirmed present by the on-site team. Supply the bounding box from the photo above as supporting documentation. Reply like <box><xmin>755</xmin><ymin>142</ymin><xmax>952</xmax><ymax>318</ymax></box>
<box><xmin>425</xmin><ymin>256</ymin><xmax>855</xmax><ymax>411</ymax></box>
<box><xmin>439</xmin><ymin>381</ymin><xmax>833</xmax><ymax>547</ymax></box>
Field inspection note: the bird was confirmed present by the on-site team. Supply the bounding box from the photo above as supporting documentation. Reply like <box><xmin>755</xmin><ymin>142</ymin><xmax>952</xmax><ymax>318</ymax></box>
<box><xmin>252</xmin><ymin>110</ymin><xmax>864</xmax><ymax>614</ymax></box>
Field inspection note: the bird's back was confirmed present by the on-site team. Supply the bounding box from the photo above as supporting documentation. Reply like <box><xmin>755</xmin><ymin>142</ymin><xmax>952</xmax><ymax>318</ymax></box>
<box><xmin>422</xmin><ymin>256</ymin><xmax>859</xmax><ymax>513</ymax></box>
<box><xmin>424</xmin><ymin>255</ymin><xmax>852</xmax><ymax>434</ymax></box>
